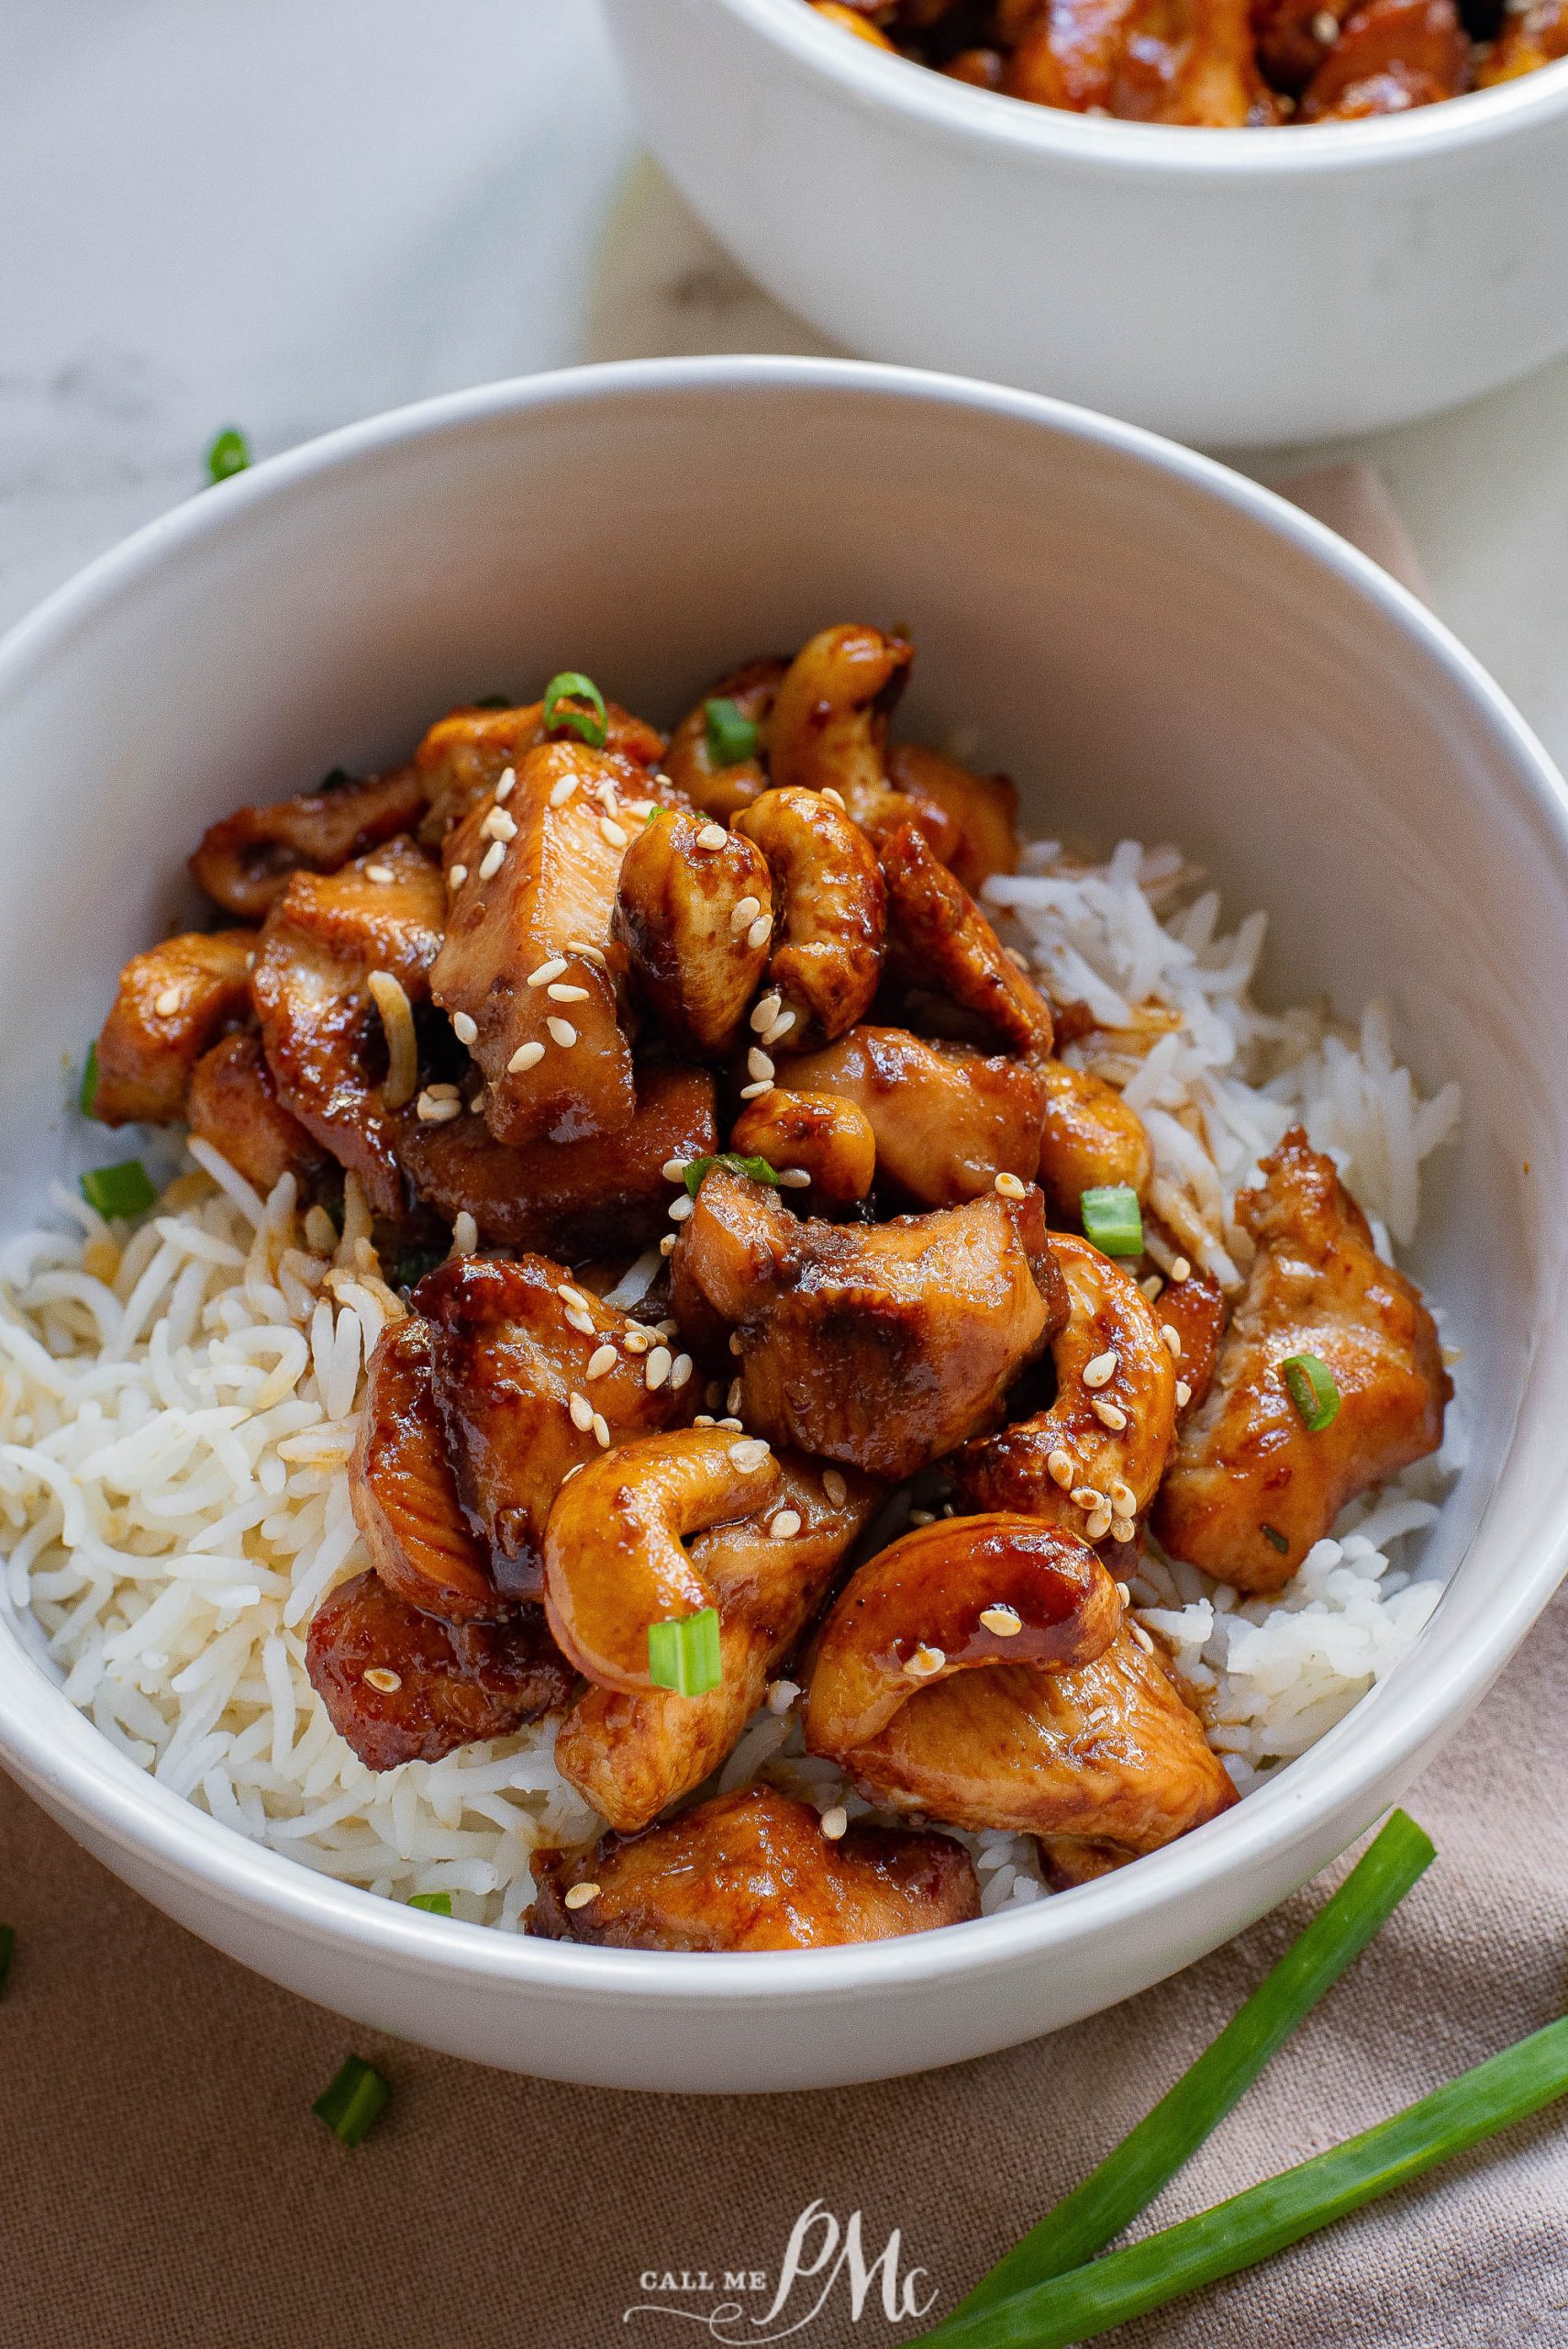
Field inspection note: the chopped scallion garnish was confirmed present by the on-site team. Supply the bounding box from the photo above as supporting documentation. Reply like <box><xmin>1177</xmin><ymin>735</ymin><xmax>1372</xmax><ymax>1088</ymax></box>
<box><xmin>80</xmin><ymin>1160</ymin><xmax>156</xmax><ymax>1220</ymax></box>
<box><xmin>1281</xmin><ymin>1352</ymin><xmax>1340</xmax><ymax>1432</ymax></box>
<box><xmin>312</xmin><ymin>2055</ymin><xmax>391</xmax><ymax>2148</ymax></box>
<box><xmin>406</xmin><ymin>1891</ymin><xmax>453</xmax><ymax>1916</ymax></box>
<box><xmin>1081</xmin><ymin>1185</ymin><xmax>1144</xmax><ymax>1258</ymax></box>
<box><xmin>648</xmin><ymin>1607</ymin><xmax>722</xmax><ymax>1697</ymax></box>
<box><xmin>951</xmin><ymin>1810</ymin><xmax>1434</xmax><ymax>2321</ymax></box>
<box><xmin>472</xmin><ymin>693</ymin><xmax>514</xmax><ymax>710</ymax></box>
<box><xmin>206</xmin><ymin>428</ymin><xmax>250</xmax><ymax>484</ymax></box>
<box><xmin>704</xmin><ymin>696</ymin><xmax>761</xmax><ymax>768</ymax></box>
<box><xmin>683</xmin><ymin>1152</ymin><xmax>782</xmax><ymax>1199</ymax></box>
<box><xmin>542</xmin><ymin>671</ymin><xmax>608</xmax><ymax>751</ymax></box>
<box><xmin>79</xmin><ymin>1041</ymin><xmax>99</xmax><ymax>1119</ymax></box>
<box><xmin>0</xmin><ymin>1924</ymin><xmax>14</xmax><ymax>1998</ymax></box>
<box><xmin>1261</xmin><ymin>1523</ymin><xmax>1290</xmax><ymax>1554</ymax></box>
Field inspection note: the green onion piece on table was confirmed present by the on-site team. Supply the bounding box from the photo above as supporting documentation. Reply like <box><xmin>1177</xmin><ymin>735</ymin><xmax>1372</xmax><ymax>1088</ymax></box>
<box><xmin>923</xmin><ymin>2008</ymin><xmax>1568</xmax><ymax>2348</ymax></box>
<box><xmin>648</xmin><ymin>1607</ymin><xmax>722</xmax><ymax>1697</ymax></box>
<box><xmin>206</xmin><ymin>428</ymin><xmax>250</xmax><ymax>484</ymax></box>
<box><xmin>80</xmin><ymin>1160</ymin><xmax>157</xmax><ymax>1220</ymax></box>
<box><xmin>0</xmin><ymin>1924</ymin><xmax>15</xmax><ymax>1998</ymax></box>
<box><xmin>704</xmin><ymin>696</ymin><xmax>760</xmax><ymax>768</ymax></box>
<box><xmin>1281</xmin><ymin>1352</ymin><xmax>1340</xmax><ymax>1432</ymax></box>
<box><xmin>313</xmin><ymin>2055</ymin><xmax>391</xmax><ymax>2148</ymax></box>
<box><xmin>78</xmin><ymin>1041</ymin><xmax>99</xmax><ymax>1118</ymax></box>
<box><xmin>406</xmin><ymin>1892</ymin><xmax>453</xmax><ymax>1917</ymax></box>
<box><xmin>541</xmin><ymin>670</ymin><xmax>608</xmax><ymax>751</ymax></box>
<box><xmin>683</xmin><ymin>1152</ymin><xmax>781</xmax><ymax>1200</ymax></box>
<box><xmin>1081</xmin><ymin>1185</ymin><xmax>1144</xmax><ymax>1258</ymax></box>
<box><xmin>950</xmin><ymin>1809</ymin><xmax>1435</xmax><ymax>2323</ymax></box>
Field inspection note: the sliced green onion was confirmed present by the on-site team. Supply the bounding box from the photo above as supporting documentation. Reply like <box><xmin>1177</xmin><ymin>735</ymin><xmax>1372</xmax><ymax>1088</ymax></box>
<box><xmin>648</xmin><ymin>1607</ymin><xmax>722</xmax><ymax>1697</ymax></box>
<box><xmin>951</xmin><ymin>1811</ymin><xmax>1434</xmax><ymax>2322</ymax></box>
<box><xmin>81</xmin><ymin>1160</ymin><xmax>157</xmax><ymax>1220</ymax></box>
<box><xmin>542</xmin><ymin>671</ymin><xmax>608</xmax><ymax>751</ymax></box>
<box><xmin>392</xmin><ymin>1243</ymin><xmax>444</xmax><ymax>1295</ymax></box>
<box><xmin>925</xmin><ymin>2009</ymin><xmax>1568</xmax><ymax>2348</ymax></box>
<box><xmin>206</xmin><ymin>428</ymin><xmax>250</xmax><ymax>484</ymax></box>
<box><xmin>1261</xmin><ymin>1523</ymin><xmax>1290</xmax><ymax>1554</ymax></box>
<box><xmin>1081</xmin><ymin>1185</ymin><xmax>1144</xmax><ymax>1258</ymax></box>
<box><xmin>406</xmin><ymin>1891</ymin><xmax>453</xmax><ymax>1916</ymax></box>
<box><xmin>313</xmin><ymin>2055</ymin><xmax>391</xmax><ymax>2148</ymax></box>
<box><xmin>316</xmin><ymin>766</ymin><xmax>354</xmax><ymax>796</ymax></box>
<box><xmin>683</xmin><ymin>1152</ymin><xmax>781</xmax><ymax>1200</ymax></box>
<box><xmin>472</xmin><ymin>692</ymin><xmax>514</xmax><ymax>710</ymax></box>
<box><xmin>78</xmin><ymin>1041</ymin><xmax>99</xmax><ymax>1118</ymax></box>
<box><xmin>704</xmin><ymin>696</ymin><xmax>761</xmax><ymax>768</ymax></box>
<box><xmin>1281</xmin><ymin>1352</ymin><xmax>1340</xmax><ymax>1432</ymax></box>
<box><xmin>0</xmin><ymin>1924</ymin><xmax>14</xmax><ymax>1998</ymax></box>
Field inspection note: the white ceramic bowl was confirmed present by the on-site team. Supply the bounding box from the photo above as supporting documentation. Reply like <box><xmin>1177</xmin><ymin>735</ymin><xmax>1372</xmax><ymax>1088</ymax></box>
<box><xmin>601</xmin><ymin>0</ymin><xmax>1568</xmax><ymax>448</ymax></box>
<box><xmin>1</xmin><ymin>357</ymin><xmax>1566</xmax><ymax>2093</ymax></box>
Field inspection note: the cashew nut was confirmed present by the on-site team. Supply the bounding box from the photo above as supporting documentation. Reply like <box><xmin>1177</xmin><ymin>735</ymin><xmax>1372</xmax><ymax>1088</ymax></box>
<box><xmin>736</xmin><ymin>785</ymin><xmax>886</xmax><ymax>1049</ymax></box>
<box><xmin>662</xmin><ymin>657</ymin><xmax>786</xmax><ymax>821</ymax></box>
<box><xmin>767</xmin><ymin>622</ymin><xmax>912</xmax><ymax>822</ymax></box>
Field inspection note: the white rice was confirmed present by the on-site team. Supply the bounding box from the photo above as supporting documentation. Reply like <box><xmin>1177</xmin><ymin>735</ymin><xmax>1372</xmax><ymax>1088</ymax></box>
<box><xmin>0</xmin><ymin>835</ymin><xmax>1462</xmax><ymax>1928</ymax></box>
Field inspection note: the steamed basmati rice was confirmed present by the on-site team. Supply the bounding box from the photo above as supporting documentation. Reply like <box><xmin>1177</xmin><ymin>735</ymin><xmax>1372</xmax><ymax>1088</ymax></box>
<box><xmin>0</xmin><ymin>835</ymin><xmax>1462</xmax><ymax>1928</ymax></box>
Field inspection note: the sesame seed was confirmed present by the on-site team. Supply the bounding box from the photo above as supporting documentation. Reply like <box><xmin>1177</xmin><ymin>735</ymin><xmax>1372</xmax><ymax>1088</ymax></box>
<box><xmin>1176</xmin><ymin>1379</ymin><xmax>1193</xmax><ymax>1408</ymax></box>
<box><xmin>1086</xmin><ymin>1506</ymin><xmax>1114</xmax><ymax>1542</ymax></box>
<box><xmin>994</xmin><ymin>1171</ymin><xmax>1028</xmax><ymax>1199</ymax></box>
<box><xmin>425</xmin><ymin>1082</ymin><xmax>462</xmax><ymax>1099</ymax></box>
<box><xmin>670</xmin><ymin>1353</ymin><xmax>693</xmax><ymax>1389</ymax></box>
<box><xmin>415</xmin><ymin>1091</ymin><xmax>462</xmax><ymax>1123</ymax></box>
<box><xmin>1312</xmin><ymin>6</ymin><xmax>1339</xmax><ymax>36</ymax></box>
<box><xmin>1072</xmin><ymin>1486</ymin><xmax>1106</xmax><ymax>1512</ymax></box>
<box><xmin>600</xmin><ymin>817</ymin><xmax>628</xmax><ymax>849</ymax></box>
<box><xmin>451</xmin><ymin>1010</ymin><xmax>478</xmax><ymax>1046</ymax></box>
<box><xmin>362</xmin><ymin>1666</ymin><xmax>402</xmax><ymax>1693</ymax></box>
<box><xmin>727</xmin><ymin>1377</ymin><xmax>743</xmax><ymax>1416</ymax></box>
<box><xmin>731</xmin><ymin>896</ymin><xmax>762</xmax><ymax>933</ymax></box>
<box><xmin>548</xmin><ymin>982</ymin><xmax>590</xmax><ymax>1002</ymax></box>
<box><xmin>1004</xmin><ymin>947</ymin><xmax>1031</xmax><ymax>971</ymax></box>
<box><xmin>645</xmin><ymin>1347</ymin><xmax>673</xmax><ymax>1390</ymax></box>
<box><xmin>495</xmin><ymin>767</ymin><xmax>516</xmax><ymax>802</ymax></box>
<box><xmin>694</xmin><ymin>1414</ymin><xmax>716</xmax><ymax>1427</ymax></box>
<box><xmin>659</xmin><ymin>1234</ymin><xmax>676</xmax><ymax>1255</ymax></box>
<box><xmin>777</xmin><ymin>1168</ymin><xmax>811</xmax><ymax>1188</ymax></box>
<box><xmin>979</xmin><ymin>1605</ymin><xmax>1022</xmax><ymax>1636</ymax></box>
<box><xmin>766</xmin><ymin>1678</ymin><xmax>799</xmax><ymax>1715</ymax></box>
<box><xmin>730</xmin><ymin>1438</ymin><xmax>771</xmax><ymax>1471</ymax></box>
<box><xmin>695</xmin><ymin>822</ymin><xmax>728</xmax><ymax>851</ymax></box>
<box><xmin>563</xmin><ymin>1881</ymin><xmax>599</xmax><ymax>1909</ymax></box>
<box><xmin>747</xmin><ymin>1048</ymin><xmax>774</xmax><ymax>1082</ymax></box>
<box><xmin>908</xmin><ymin>1508</ymin><xmax>936</xmax><ymax>1527</ymax></box>
<box><xmin>820</xmin><ymin>788</ymin><xmax>846</xmax><ymax>811</ymax></box>
<box><xmin>1130</xmin><ymin>1622</ymin><xmax>1155</xmax><ymax>1654</ymax></box>
<box><xmin>507</xmin><ymin>1040</ymin><xmax>545</xmax><ymax>1074</ymax></box>
<box><xmin>1116</xmin><ymin>1580</ymin><xmax>1131</xmax><ymax>1604</ymax></box>
<box><xmin>527</xmin><ymin>958</ymin><xmax>568</xmax><ymax>988</ymax></box>
<box><xmin>557</xmin><ymin>1284</ymin><xmax>590</xmax><ymax>1310</ymax></box>
<box><xmin>481</xmin><ymin>807</ymin><xmax>517</xmax><ymax>841</ymax></box>
<box><xmin>1141</xmin><ymin>1274</ymin><xmax>1164</xmax><ymax>1301</ymax></box>
<box><xmin>568</xmin><ymin>1391</ymin><xmax>595</xmax><ymax>1432</ymax></box>
<box><xmin>1047</xmin><ymin>1449</ymin><xmax>1074</xmax><ymax>1487</ymax></box>
<box><xmin>153</xmin><ymin>987</ymin><xmax>182</xmax><ymax>1018</ymax></box>
<box><xmin>717</xmin><ymin>1417</ymin><xmax>742</xmax><ymax>1431</ymax></box>
<box><xmin>546</xmin><ymin>1018</ymin><xmax>578</xmax><ymax>1048</ymax></box>
<box><xmin>364</xmin><ymin>864</ymin><xmax>395</xmax><ymax>884</ymax></box>
<box><xmin>592</xmin><ymin>1413</ymin><xmax>610</xmax><ymax>1448</ymax></box>
<box><xmin>1110</xmin><ymin>1480</ymin><xmax>1138</xmax><ymax>1518</ymax></box>
<box><xmin>820</xmin><ymin>1806</ymin><xmax>849</xmax><ymax>1842</ymax></box>
<box><xmin>662</xmin><ymin>1159</ymin><xmax>689</xmax><ymax>1182</ymax></box>
<box><xmin>1161</xmin><ymin>1324</ymin><xmax>1183</xmax><ymax>1359</ymax></box>
<box><xmin>770</xmin><ymin>1508</ymin><xmax>804</xmax><ymax>1540</ymax></box>
<box><xmin>739</xmin><ymin>1078</ymin><xmax>773</xmax><ymax>1100</ymax></box>
<box><xmin>821</xmin><ymin>1469</ymin><xmax>848</xmax><ymax>1507</ymax></box>
<box><xmin>1170</xmin><ymin>1256</ymin><xmax>1192</xmax><ymax>1283</ymax></box>
<box><xmin>549</xmin><ymin>777</ymin><xmax>578</xmax><ymax>807</ymax></box>
<box><xmin>655</xmin><ymin>1319</ymin><xmax>679</xmax><ymax>1338</ymax></box>
<box><xmin>1083</xmin><ymin>1350</ymin><xmax>1118</xmax><ymax>1389</ymax></box>
<box><xmin>449</xmin><ymin>863</ymin><xmax>468</xmax><ymax>888</ymax></box>
<box><xmin>1110</xmin><ymin>1517</ymin><xmax>1136</xmax><ymax>1543</ymax></box>
<box><xmin>1092</xmin><ymin>1399</ymin><xmax>1129</xmax><ymax>1431</ymax></box>
<box><xmin>623</xmin><ymin>1330</ymin><xmax>651</xmax><ymax>1354</ymax></box>
<box><xmin>569</xmin><ymin>939</ymin><xmax>607</xmax><ymax>966</ymax></box>
<box><xmin>560</xmin><ymin>1464</ymin><xmax>583</xmax><ymax>1484</ymax></box>
<box><xmin>664</xmin><ymin>1196</ymin><xmax>693</xmax><ymax>1226</ymax></box>
<box><xmin>751</xmin><ymin>992</ymin><xmax>783</xmax><ymax>1033</ymax></box>
<box><xmin>565</xmin><ymin>1308</ymin><xmax>596</xmax><ymax>1337</ymax></box>
<box><xmin>478</xmin><ymin>840</ymin><xmax>506</xmax><ymax>880</ymax></box>
<box><xmin>747</xmin><ymin>914</ymin><xmax>773</xmax><ymax>951</ymax></box>
<box><xmin>764</xmin><ymin>1011</ymin><xmax>797</xmax><ymax>1044</ymax></box>
<box><xmin>906</xmin><ymin>1644</ymin><xmax>946</xmax><ymax>1679</ymax></box>
<box><xmin>470</xmin><ymin>1091</ymin><xmax>486</xmax><ymax>1116</ymax></box>
<box><xmin>586</xmin><ymin>1344</ymin><xmax>617</xmax><ymax>1380</ymax></box>
<box><xmin>728</xmin><ymin>1331</ymin><xmax>743</xmax><ymax>1356</ymax></box>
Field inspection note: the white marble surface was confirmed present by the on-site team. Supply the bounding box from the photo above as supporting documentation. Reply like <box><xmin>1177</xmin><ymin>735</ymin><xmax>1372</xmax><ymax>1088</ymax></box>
<box><xmin>4</xmin><ymin>0</ymin><xmax>1567</xmax><ymax>766</ymax></box>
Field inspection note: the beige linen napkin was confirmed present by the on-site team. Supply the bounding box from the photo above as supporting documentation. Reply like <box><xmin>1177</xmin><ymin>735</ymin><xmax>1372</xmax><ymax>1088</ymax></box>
<box><xmin>3</xmin><ymin>468</ymin><xmax>1563</xmax><ymax>2349</ymax></box>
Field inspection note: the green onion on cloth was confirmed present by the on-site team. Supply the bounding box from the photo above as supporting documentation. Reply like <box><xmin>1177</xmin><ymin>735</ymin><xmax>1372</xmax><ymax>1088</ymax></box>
<box><xmin>313</xmin><ymin>2055</ymin><xmax>390</xmax><ymax>2148</ymax></box>
<box><xmin>0</xmin><ymin>1923</ymin><xmax>15</xmax><ymax>1997</ymax></box>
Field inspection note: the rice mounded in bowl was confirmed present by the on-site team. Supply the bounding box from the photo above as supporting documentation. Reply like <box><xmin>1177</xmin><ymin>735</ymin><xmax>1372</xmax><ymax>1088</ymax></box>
<box><xmin>0</xmin><ymin>835</ymin><xmax>1462</xmax><ymax>1930</ymax></box>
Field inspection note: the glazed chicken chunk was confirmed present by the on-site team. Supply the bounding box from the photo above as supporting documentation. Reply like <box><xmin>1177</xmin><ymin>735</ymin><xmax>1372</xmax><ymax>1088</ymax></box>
<box><xmin>1154</xmin><ymin>1128</ymin><xmax>1449</xmax><ymax>1592</ymax></box>
<box><xmin>190</xmin><ymin>765</ymin><xmax>428</xmax><ymax>922</ymax></box>
<box><xmin>186</xmin><ymin>1030</ymin><xmax>324</xmax><ymax>1196</ymax></box>
<box><xmin>92</xmin><ymin>929</ymin><xmax>256</xmax><ymax>1126</ymax></box>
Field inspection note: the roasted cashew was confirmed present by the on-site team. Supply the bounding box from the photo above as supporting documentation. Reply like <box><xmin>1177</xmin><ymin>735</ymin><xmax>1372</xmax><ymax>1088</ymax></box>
<box><xmin>954</xmin><ymin>1230</ymin><xmax>1179</xmax><ymax>1541</ymax></box>
<box><xmin>767</xmin><ymin>623</ymin><xmax>912</xmax><ymax>823</ymax></box>
<box><xmin>785</xmin><ymin>1025</ymin><xmax>1045</xmax><ymax>1206</ymax></box>
<box><xmin>543</xmin><ymin>1426</ymin><xmax>780</xmax><ymax>1693</ymax></box>
<box><xmin>1037</xmin><ymin>1058</ymin><xmax>1153</xmax><ymax>1217</ymax></box>
<box><xmin>735</xmin><ymin>785</ymin><xmax>886</xmax><ymax>1049</ymax></box>
<box><xmin>662</xmin><ymin>657</ymin><xmax>786</xmax><ymax>821</ymax></box>
<box><xmin>612</xmin><ymin>805</ymin><xmax>774</xmax><ymax>1058</ymax></box>
<box><xmin>729</xmin><ymin>1087</ymin><xmax>878</xmax><ymax>1204</ymax></box>
<box><xmin>880</xmin><ymin>821</ymin><xmax>1054</xmax><ymax>1060</ymax></box>
<box><xmin>805</xmin><ymin>1513</ymin><xmax>1121</xmax><ymax>1758</ymax></box>
<box><xmin>885</xmin><ymin>743</ymin><xmax>1020</xmax><ymax>893</ymax></box>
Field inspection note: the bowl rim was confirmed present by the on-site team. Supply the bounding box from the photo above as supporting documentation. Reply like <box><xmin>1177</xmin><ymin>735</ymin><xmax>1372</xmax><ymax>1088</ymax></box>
<box><xmin>705</xmin><ymin>0</ymin><xmax>1568</xmax><ymax>173</ymax></box>
<box><xmin>3</xmin><ymin>351</ymin><xmax>1568</xmax><ymax>2011</ymax></box>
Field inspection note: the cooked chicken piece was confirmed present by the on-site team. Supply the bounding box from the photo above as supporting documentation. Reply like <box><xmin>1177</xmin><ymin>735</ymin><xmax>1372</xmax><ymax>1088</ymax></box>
<box><xmin>1155</xmin><ymin>1255</ymin><xmax>1229</xmax><ymax>1419</ymax></box>
<box><xmin>399</xmin><ymin>1063</ymin><xmax>717</xmax><ymax>1258</ymax></box>
<box><xmin>1005</xmin><ymin>0</ymin><xmax>1143</xmax><ymax>106</ymax></box>
<box><xmin>728</xmin><ymin>1087</ymin><xmax>879</xmax><ymax>1205</ymax></box>
<box><xmin>673</xmin><ymin>1165</ymin><xmax>1066</xmax><ymax>1480</ymax></box>
<box><xmin>767</xmin><ymin>623</ymin><xmax>913</xmax><ymax>828</ymax></box>
<box><xmin>735</xmin><ymin>787</ymin><xmax>887</xmax><ymax>1050</ymax></box>
<box><xmin>251</xmin><ymin>838</ymin><xmax>445</xmax><ymax>1215</ymax></box>
<box><xmin>416</xmin><ymin>1254</ymin><xmax>696</xmax><ymax>1603</ymax></box>
<box><xmin>92</xmin><ymin>930</ymin><xmax>256</xmax><ymax>1125</ymax></box>
<box><xmin>810</xmin><ymin>0</ymin><xmax>901</xmax><ymax>40</ymax></box>
<box><xmin>1007</xmin><ymin>0</ymin><xmax>1280</xmax><ymax>118</ymax></box>
<box><xmin>943</xmin><ymin>44</ymin><xmax>1007</xmax><ymax>81</ymax></box>
<box><xmin>880</xmin><ymin>823</ymin><xmax>1054</xmax><ymax>1059</ymax></box>
<box><xmin>430</xmin><ymin>740</ymin><xmax>649</xmax><ymax>1147</ymax></box>
<box><xmin>1298</xmin><ymin>0</ymin><xmax>1467</xmax><ymax>113</ymax></box>
<box><xmin>829</xmin><ymin>1624</ymin><xmax>1237</xmax><ymax>1865</ymax></box>
<box><xmin>414</xmin><ymin>698</ymin><xmax>665</xmax><ymax>846</ymax></box>
<box><xmin>662</xmin><ymin>658</ymin><xmax>786</xmax><ymax>823</ymax></box>
<box><xmin>786</xmin><ymin>1026</ymin><xmax>1046</xmax><ymax>1207</ymax></box>
<box><xmin>543</xmin><ymin>1426</ymin><xmax>782</xmax><ymax>1690</ymax></box>
<box><xmin>186</xmin><ymin>1031</ymin><xmax>326</xmax><ymax>1195</ymax></box>
<box><xmin>306</xmin><ymin>1568</ymin><xmax>573</xmax><ymax>1772</ymax></box>
<box><xmin>557</xmin><ymin>1453</ymin><xmax>882</xmax><ymax>1832</ymax></box>
<box><xmin>350</xmin><ymin>1315</ymin><xmax>509</xmax><ymax>1623</ymax></box>
<box><xmin>1479</xmin><ymin>0</ymin><xmax>1567</xmax><ymax>80</ymax></box>
<box><xmin>885</xmin><ymin>743</ymin><xmax>1021</xmax><ymax>893</ymax></box>
<box><xmin>189</xmin><ymin>766</ymin><xmax>428</xmax><ymax>922</ymax></box>
<box><xmin>613</xmin><ymin>806</ymin><xmax>773</xmax><ymax>1057</ymax></box>
<box><xmin>955</xmin><ymin>1231</ymin><xmax>1179</xmax><ymax>1536</ymax></box>
<box><xmin>528</xmin><ymin>1785</ymin><xmax>979</xmax><ymax>1951</ymax></box>
<box><xmin>1037</xmin><ymin>1058</ymin><xmax>1152</xmax><ymax>1218</ymax></box>
<box><xmin>806</xmin><ymin>1515</ymin><xmax>1121</xmax><ymax>1755</ymax></box>
<box><xmin>1154</xmin><ymin>1128</ymin><xmax>1449</xmax><ymax>1592</ymax></box>
<box><xmin>1252</xmin><ymin>0</ymin><xmax>1355</xmax><ymax>86</ymax></box>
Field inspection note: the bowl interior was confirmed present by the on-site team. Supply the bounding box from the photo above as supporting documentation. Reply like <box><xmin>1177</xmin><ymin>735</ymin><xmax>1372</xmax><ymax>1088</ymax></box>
<box><xmin>3</xmin><ymin>360</ymin><xmax>1567</xmax><ymax>2006</ymax></box>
